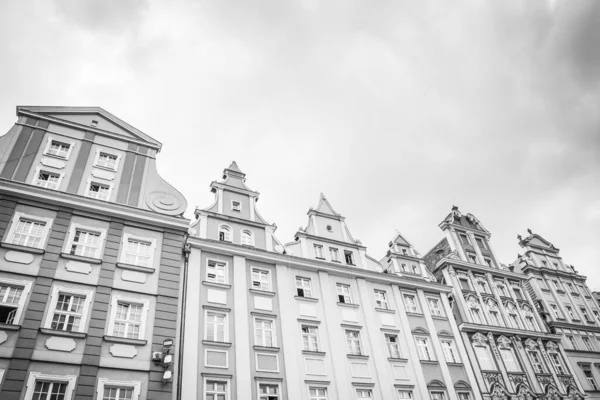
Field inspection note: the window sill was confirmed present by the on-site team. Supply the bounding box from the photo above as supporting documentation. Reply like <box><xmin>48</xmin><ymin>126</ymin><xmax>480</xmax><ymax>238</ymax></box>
<box><xmin>375</xmin><ymin>307</ymin><xmax>395</xmax><ymax>314</ymax></box>
<box><xmin>337</xmin><ymin>302</ymin><xmax>359</xmax><ymax>308</ymax></box>
<box><xmin>60</xmin><ymin>253</ymin><xmax>102</xmax><ymax>264</ymax></box>
<box><xmin>446</xmin><ymin>362</ymin><xmax>464</xmax><ymax>367</ymax></box>
<box><xmin>253</xmin><ymin>345</ymin><xmax>280</xmax><ymax>353</ymax></box>
<box><xmin>92</xmin><ymin>164</ymin><xmax>117</xmax><ymax>172</ymax></box>
<box><xmin>405</xmin><ymin>312</ymin><xmax>423</xmax><ymax>317</ymax></box>
<box><xmin>103</xmin><ymin>335</ymin><xmax>147</xmax><ymax>346</ymax></box>
<box><xmin>432</xmin><ymin>315</ymin><xmax>448</xmax><ymax>321</ymax></box>
<box><xmin>347</xmin><ymin>354</ymin><xmax>369</xmax><ymax>360</ymax></box>
<box><xmin>419</xmin><ymin>360</ymin><xmax>439</xmax><ymax>365</ymax></box>
<box><xmin>0</xmin><ymin>242</ymin><xmax>44</xmax><ymax>254</ymax></box>
<box><xmin>388</xmin><ymin>357</ymin><xmax>408</xmax><ymax>362</ymax></box>
<box><xmin>302</xmin><ymin>350</ymin><xmax>326</xmax><ymax>356</ymax></box>
<box><xmin>116</xmin><ymin>262</ymin><xmax>155</xmax><ymax>273</ymax></box>
<box><xmin>39</xmin><ymin>328</ymin><xmax>86</xmax><ymax>338</ymax></box>
<box><xmin>0</xmin><ymin>323</ymin><xmax>20</xmax><ymax>331</ymax></box>
<box><xmin>345</xmin><ymin>263</ymin><xmax>356</xmax><ymax>267</ymax></box>
<box><xmin>202</xmin><ymin>281</ymin><xmax>232</xmax><ymax>289</ymax></box>
<box><xmin>556</xmin><ymin>290</ymin><xmax>565</xmax><ymax>294</ymax></box>
<box><xmin>43</xmin><ymin>153</ymin><xmax>68</xmax><ymax>161</ymax></box>
<box><xmin>249</xmin><ymin>289</ymin><xmax>276</xmax><ymax>297</ymax></box>
<box><xmin>315</xmin><ymin>257</ymin><xmax>326</xmax><ymax>260</ymax></box>
<box><xmin>294</xmin><ymin>296</ymin><xmax>318</xmax><ymax>303</ymax></box>
<box><xmin>202</xmin><ymin>340</ymin><xmax>232</xmax><ymax>348</ymax></box>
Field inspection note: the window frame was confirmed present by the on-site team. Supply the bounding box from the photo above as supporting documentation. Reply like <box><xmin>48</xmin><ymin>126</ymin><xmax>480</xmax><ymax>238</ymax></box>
<box><xmin>403</xmin><ymin>293</ymin><xmax>420</xmax><ymax>313</ymax></box>
<box><xmin>356</xmin><ymin>388</ymin><xmax>373</xmax><ymax>398</ymax></box>
<box><xmin>32</xmin><ymin>166</ymin><xmax>64</xmax><ymax>190</ymax></box>
<box><xmin>119</xmin><ymin>233</ymin><xmax>156</xmax><ymax>268</ymax></box>
<box><xmin>309</xmin><ymin>386</ymin><xmax>328</xmax><ymax>400</ymax></box>
<box><xmin>427</xmin><ymin>297</ymin><xmax>444</xmax><ymax>317</ymax></box>
<box><xmin>63</xmin><ymin>223</ymin><xmax>107</xmax><ymax>260</ymax></box>
<box><xmin>385</xmin><ymin>333</ymin><xmax>401</xmax><ymax>358</ymax></box>
<box><xmin>345</xmin><ymin>329</ymin><xmax>363</xmax><ymax>355</ymax></box>
<box><xmin>254</xmin><ymin>316</ymin><xmax>277</xmax><ymax>347</ymax></box>
<box><xmin>329</xmin><ymin>247</ymin><xmax>340</xmax><ymax>262</ymax></box>
<box><xmin>93</xmin><ymin>149</ymin><xmax>121</xmax><ymax>171</ymax></box>
<box><xmin>4</xmin><ymin>211</ymin><xmax>53</xmax><ymax>249</ymax></box>
<box><xmin>44</xmin><ymin>285</ymin><xmax>93</xmax><ymax>333</ymax></box>
<box><xmin>206</xmin><ymin>259</ymin><xmax>228</xmax><ymax>284</ymax></box>
<box><xmin>218</xmin><ymin>224</ymin><xmax>232</xmax><ymax>242</ymax></box>
<box><xmin>24</xmin><ymin>372</ymin><xmax>77</xmax><ymax>400</ymax></box>
<box><xmin>231</xmin><ymin>200</ymin><xmax>242</xmax><ymax>212</ymax></box>
<box><xmin>314</xmin><ymin>244</ymin><xmax>324</xmax><ymax>259</ymax></box>
<box><xmin>344</xmin><ymin>250</ymin><xmax>355</xmax><ymax>265</ymax></box>
<box><xmin>301</xmin><ymin>324</ymin><xmax>320</xmax><ymax>352</ymax></box>
<box><xmin>374</xmin><ymin>289</ymin><xmax>389</xmax><ymax>309</ymax></box>
<box><xmin>0</xmin><ymin>278</ymin><xmax>33</xmax><ymax>325</ymax></box>
<box><xmin>84</xmin><ymin>177</ymin><xmax>113</xmax><ymax>201</ymax></box>
<box><xmin>336</xmin><ymin>283</ymin><xmax>352</xmax><ymax>304</ymax></box>
<box><xmin>204</xmin><ymin>377</ymin><xmax>230</xmax><ymax>400</ymax></box>
<box><xmin>257</xmin><ymin>382</ymin><xmax>281</xmax><ymax>400</ymax></box>
<box><xmin>43</xmin><ymin>136</ymin><xmax>75</xmax><ymax>160</ymax></box>
<box><xmin>295</xmin><ymin>276</ymin><xmax>313</xmax><ymax>298</ymax></box>
<box><xmin>251</xmin><ymin>268</ymin><xmax>271</xmax><ymax>292</ymax></box>
<box><xmin>204</xmin><ymin>309</ymin><xmax>229</xmax><ymax>343</ymax></box>
<box><xmin>527</xmin><ymin>349</ymin><xmax>546</xmax><ymax>374</ymax></box>
<box><xmin>440</xmin><ymin>339</ymin><xmax>459</xmax><ymax>363</ymax></box>
<box><xmin>415</xmin><ymin>336</ymin><xmax>433</xmax><ymax>361</ymax></box>
<box><xmin>241</xmin><ymin>229</ymin><xmax>254</xmax><ymax>246</ymax></box>
<box><xmin>96</xmin><ymin>378</ymin><xmax>141</xmax><ymax>400</ymax></box>
<box><xmin>106</xmin><ymin>294</ymin><xmax>150</xmax><ymax>340</ymax></box>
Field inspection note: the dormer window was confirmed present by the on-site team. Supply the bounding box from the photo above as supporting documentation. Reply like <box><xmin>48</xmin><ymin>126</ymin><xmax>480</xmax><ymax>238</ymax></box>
<box><xmin>231</xmin><ymin>201</ymin><xmax>241</xmax><ymax>212</ymax></box>
<box><xmin>344</xmin><ymin>251</ymin><xmax>354</xmax><ymax>265</ymax></box>
<box><xmin>218</xmin><ymin>225</ymin><xmax>231</xmax><ymax>242</ymax></box>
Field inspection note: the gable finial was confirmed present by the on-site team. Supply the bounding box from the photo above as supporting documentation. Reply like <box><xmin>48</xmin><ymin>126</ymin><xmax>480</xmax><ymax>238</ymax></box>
<box><xmin>527</xmin><ymin>228</ymin><xmax>532</xmax><ymax>235</ymax></box>
<box><xmin>517</xmin><ymin>234</ymin><xmax>522</xmax><ymax>241</ymax></box>
<box><xmin>452</xmin><ymin>205</ymin><xmax>459</xmax><ymax>211</ymax></box>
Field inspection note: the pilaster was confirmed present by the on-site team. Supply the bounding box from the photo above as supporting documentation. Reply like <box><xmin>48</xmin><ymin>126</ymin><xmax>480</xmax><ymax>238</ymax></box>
<box><xmin>233</xmin><ymin>255</ymin><xmax>251</xmax><ymax>397</ymax></box>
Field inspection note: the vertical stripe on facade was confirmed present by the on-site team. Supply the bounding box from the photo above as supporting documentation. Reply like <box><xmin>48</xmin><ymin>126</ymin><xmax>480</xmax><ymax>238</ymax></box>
<box><xmin>127</xmin><ymin>151</ymin><xmax>147</xmax><ymax>207</ymax></box>
<box><xmin>0</xmin><ymin>125</ymin><xmax>34</xmax><ymax>180</ymax></box>
<box><xmin>12</xmin><ymin>125</ymin><xmax>46</xmax><ymax>182</ymax></box>
<box><xmin>66</xmin><ymin>131</ymin><xmax>95</xmax><ymax>194</ymax></box>
<box><xmin>115</xmin><ymin>148</ymin><xmax>136</xmax><ymax>204</ymax></box>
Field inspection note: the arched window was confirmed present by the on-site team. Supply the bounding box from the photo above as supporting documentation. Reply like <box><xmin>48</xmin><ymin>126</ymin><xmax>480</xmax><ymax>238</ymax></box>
<box><xmin>486</xmin><ymin>299</ymin><xmax>503</xmax><ymax>327</ymax></box>
<box><xmin>521</xmin><ymin>304</ymin><xmax>538</xmax><ymax>331</ymax></box>
<box><xmin>241</xmin><ymin>230</ymin><xmax>253</xmax><ymax>246</ymax></box>
<box><xmin>505</xmin><ymin>301</ymin><xmax>522</xmax><ymax>329</ymax></box>
<box><xmin>218</xmin><ymin>225</ymin><xmax>231</xmax><ymax>242</ymax></box>
<box><xmin>467</xmin><ymin>296</ymin><xmax>484</xmax><ymax>324</ymax></box>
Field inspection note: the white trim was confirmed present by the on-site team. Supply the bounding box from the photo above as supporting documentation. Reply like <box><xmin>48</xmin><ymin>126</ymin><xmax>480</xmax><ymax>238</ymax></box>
<box><xmin>253</xmin><ymin>315</ymin><xmax>277</xmax><ymax>347</ymax></box>
<box><xmin>204</xmin><ymin>309</ymin><xmax>229</xmax><ymax>342</ymax></box>
<box><xmin>206</xmin><ymin>258</ymin><xmax>229</xmax><ymax>284</ymax></box>
<box><xmin>256</xmin><ymin>381</ymin><xmax>282</xmax><ymax>400</ymax></box>
<box><xmin>24</xmin><ymin>372</ymin><xmax>77</xmax><ymax>400</ymax></box>
<box><xmin>204</xmin><ymin>348</ymin><xmax>229</xmax><ymax>369</ymax></box>
<box><xmin>251</xmin><ymin>267</ymin><xmax>272</xmax><ymax>292</ymax></box>
<box><xmin>119</xmin><ymin>233</ymin><xmax>157</xmax><ymax>268</ymax></box>
<box><xmin>231</xmin><ymin>200</ymin><xmax>242</xmax><ymax>212</ymax></box>
<box><xmin>32</xmin><ymin>166</ymin><xmax>65</xmax><ymax>191</ymax></box>
<box><xmin>84</xmin><ymin>176</ymin><xmax>114</xmax><ymax>202</ymax></box>
<box><xmin>96</xmin><ymin>378</ymin><xmax>141</xmax><ymax>400</ymax></box>
<box><xmin>4</xmin><ymin>211</ymin><xmax>53</xmax><ymax>249</ymax></box>
<box><xmin>241</xmin><ymin>229</ymin><xmax>255</xmax><ymax>246</ymax></box>
<box><xmin>44</xmin><ymin>285</ymin><xmax>94</xmax><ymax>333</ymax></box>
<box><xmin>255</xmin><ymin>352</ymin><xmax>280</xmax><ymax>372</ymax></box>
<box><xmin>106</xmin><ymin>294</ymin><xmax>150</xmax><ymax>340</ymax></box>
<box><xmin>43</xmin><ymin>135</ymin><xmax>76</xmax><ymax>160</ymax></box>
<box><xmin>0</xmin><ymin>277</ymin><xmax>33</xmax><ymax>325</ymax></box>
<box><xmin>63</xmin><ymin>222</ymin><xmax>107</xmax><ymax>259</ymax></box>
<box><xmin>203</xmin><ymin>376</ymin><xmax>231</xmax><ymax>400</ymax></box>
<box><xmin>93</xmin><ymin>149</ymin><xmax>121</xmax><ymax>171</ymax></box>
<box><xmin>218</xmin><ymin>224</ymin><xmax>232</xmax><ymax>243</ymax></box>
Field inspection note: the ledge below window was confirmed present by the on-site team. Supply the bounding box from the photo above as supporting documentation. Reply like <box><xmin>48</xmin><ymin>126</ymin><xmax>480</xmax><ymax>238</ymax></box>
<box><xmin>39</xmin><ymin>328</ymin><xmax>86</xmax><ymax>339</ymax></box>
<box><xmin>116</xmin><ymin>262</ymin><xmax>155</xmax><ymax>274</ymax></box>
<box><xmin>294</xmin><ymin>296</ymin><xmax>318</xmax><ymax>303</ymax></box>
<box><xmin>337</xmin><ymin>302</ymin><xmax>359</xmax><ymax>308</ymax></box>
<box><xmin>202</xmin><ymin>281</ymin><xmax>232</xmax><ymax>289</ymax></box>
<box><xmin>375</xmin><ymin>307</ymin><xmax>395</xmax><ymax>314</ymax></box>
<box><xmin>249</xmin><ymin>289</ymin><xmax>276</xmax><ymax>297</ymax></box>
<box><xmin>103</xmin><ymin>335</ymin><xmax>147</xmax><ymax>346</ymax></box>
<box><xmin>388</xmin><ymin>357</ymin><xmax>408</xmax><ymax>362</ymax></box>
<box><xmin>0</xmin><ymin>242</ymin><xmax>44</xmax><ymax>254</ymax></box>
<box><xmin>406</xmin><ymin>312</ymin><xmax>424</xmax><ymax>317</ymax></box>
<box><xmin>347</xmin><ymin>354</ymin><xmax>369</xmax><ymax>360</ymax></box>
<box><xmin>60</xmin><ymin>253</ymin><xmax>102</xmax><ymax>264</ymax></box>
<box><xmin>302</xmin><ymin>350</ymin><xmax>326</xmax><ymax>356</ymax></box>
<box><xmin>253</xmin><ymin>345</ymin><xmax>280</xmax><ymax>352</ymax></box>
<box><xmin>202</xmin><ymin>340</ymin><xmax>232</xmax><ymax>348</ymax></box>
<box><xmin>432</xmin><ymin>316</ymin><xmax>449</xmax><ymax>321</ymax></box>
<box><xmin>0</xmin><ymin>323</ymin><xmax>20</xmax><ymax>331</ymax></box>
<box><xmin>446</xmin><ymin>362</ymin><xmax>464</xmax><ymax>367</ymax></box>
<box><xmin>419</xmin><ymin>360</ymin><xmax>439</xmax><ymax>365</ymax></box>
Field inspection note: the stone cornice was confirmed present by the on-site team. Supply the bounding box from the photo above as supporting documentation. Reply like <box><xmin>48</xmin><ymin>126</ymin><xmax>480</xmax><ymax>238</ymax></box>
<box><xmin>520</xmin><ymin>264</ymin><xmax>587</xmax><ymax>281</ymax></box>
<box><xmin>294</xmin><ymin>231</ymin><xmax>365</xmax><ymax>250</ymax></box>
<box><xmin>188</xmin><ymin>237</ymin><xmax>449</xmax><ymax>292</ymax></box>
<box><xmin>547</xmin><ymin>320</ymin><xmax>600</xmax><ymax>333</ymax></box>
<box><xmin>435</xmin><ymin>258</ymin><xmax>524</xmax><ymax>280</ymax></box>
<box><xmin>459</xmin><ymin>323</ymin><xmax>561</xmax><ymax>340</ymax></box>
<box><xmin>194</xmin><ymin>209</ymin><xmax>272</xmax><ymax>229</ymax></box>
<box><xmin>0</xmin><ymin>179</ymin><xmax>189</xmax><ymax>231</ymax></box>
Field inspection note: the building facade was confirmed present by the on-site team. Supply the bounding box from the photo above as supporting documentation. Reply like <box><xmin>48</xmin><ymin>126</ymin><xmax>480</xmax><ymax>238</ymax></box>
<box><xmin>423</xmin><ymin>207</ymin><xmax>586</xmax><ymax>400</ymax></box>
<box><xmin>0</xmin><ymin>106</ymin><xmax>189</xmax><ymax>400</ymax></box>
<box><xmin>513</xmin><ymin>231</ymin><xmax>600</xmax><ymax>399</ymax></box>
<box><xmin>182</xmin><ymin>164</ymin><xmax>480</xmax><ymax>400</ymax></box>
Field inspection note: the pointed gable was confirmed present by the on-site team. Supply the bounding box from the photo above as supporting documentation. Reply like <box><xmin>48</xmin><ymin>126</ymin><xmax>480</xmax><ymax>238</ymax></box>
<box><xmin>519</xmin><ymin>231</ymin><xmax>559</xmax><ymax>252</ymax></box>
<box><xmin>314</xmin><ymin>193</ymin><xmax>340</xmax><ymax>216</ymax></box>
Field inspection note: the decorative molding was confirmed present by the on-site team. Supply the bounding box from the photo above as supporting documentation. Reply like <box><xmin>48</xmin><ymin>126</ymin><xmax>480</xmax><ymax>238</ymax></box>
<box><xmin>64</xmin><ymin>260</ymin><xmax>92</xmax><ymax>275</ymax></box>
<box><xmin>145</xmin><ymin>191</ymin><xmax>185</xmax><ymax>216</ymax></box>
<box><xmin>472</xmin><ymin>332</ymin><xmax>488</xmax><ymax>346</ymax></box>
<box><xmin>121</xmin><ymin>270</ymin><xmax>147</xmax><ymax>283</ymax></box>
<box><xmin>45</xmin><ymin>336</ymin><xmax>76</xmax><ymax>352</ymax></box>
<box><xmin>4</xmin><ymin>250</ymin><xmax>35</xmax><ymax>264</ymax></box>
<box><xmin>109</xmin><ymin>344</ymin><xmax>138</xmax><ymax>358</ymax></box>
<box><xmin>0</xmin><ymin>331</ymin><xmax>8</xmax><ymax>344</ymax></box>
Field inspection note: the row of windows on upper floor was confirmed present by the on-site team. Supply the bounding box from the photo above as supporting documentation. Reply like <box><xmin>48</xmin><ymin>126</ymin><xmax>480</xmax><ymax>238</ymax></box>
<box><xmin>465</xmin><ymin>294</ymin><xmax>540</xmax><ymax>332</ymax></box>
<box><xmin>536</xmin><ymin>277</ymin><xmax>594</xmax><ymax>299</ymax></box>
<box><xmin>201</xmin><ymin>379</ymin><xmax>471</xmax><ymax>400</ymax></box>
<box><xmin>0</xmin><ymin>280</ymin><xmax>150</xmax><ymax>341</ymax></box>
<box><xmin>547</xmin><ymin>301</ymin><xmax>600</xmax><ymax>325</ymax></box>
<box><xmin>455</xmin><ymin>270</ymin><xmax>527</xmax><ymax>300</ymax></box>
<box><xmin>562</xmin><ymin>330</ymin><xmax>600</xmax><ymax>353</ymax></box>
<box><xmin>3</xmin><ymin>211</ymin><xmax>159</xmax><ymax>267</ymax></box>
<box><xmin>206</xmin><ymin>260</ymin><xmax>445</xmax><ymax>316</ymax></box>
<box><xmin>456</xmin><ymin>231</ymin><xmax>497</xmax><ymax>268</ymax></box>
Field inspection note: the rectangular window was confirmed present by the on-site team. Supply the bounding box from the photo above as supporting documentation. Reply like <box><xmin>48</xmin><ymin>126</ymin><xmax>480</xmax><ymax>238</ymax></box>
<box><xmin>9</xmin><ymin>218</ymin><xmax>46</xmax><ymax>248</ymax></box>
<box><xmin>51</xmin><ymin>293</ymin><xmax>85</xmax><ymax>332</ymax></box>
<box><xmin>565</xmin><ymin>306</ymin><xmax>576</xmax><ymax>320</ymax></box>
<box><xmin>102</xmin><ymin>387</ymin><xmax>133</xmax><ymax>400</ymax></box>
<box><xmin>329</xmin><ymin>247</ymin><xmax>339</xmax><ymax>262</ymax></box>
<box><xmin>475</xmin><ymin>237</ymin><xmax>486</xmax><ymax>249</ymax></box>
<box><xmin>309</xmin><ymin>387</ymin><xmax>328</xmax><ymax>400</ymax></box>
<box><xmin>346</xmin><ymin>330</ymin><xmax>362</xmax><ymax>355</ymax></box>
<box><xmin>467</xmin><ymin>253</ymin><xmax>478</xmax><ymax>263</ymax></box>
<box><xmin>549</xmin><ymin>353</ymin><xmax>565</xmax><ymax>374</ymax></box>
<box><xmin>527</xmin><ymin>350</ymin><xmax>545</xmax><ymax>373</ymax></box>
<box><xmin>458</xmin><ymin>394</ymin><xmax>471</xmax><ymax>400</ymax></box>
<box><xmin>206</xmin><ymin>311</ymin><xmax>227</xmax><ymax>342</ymax></box>
<box><xmin>428</xmin><ymin>298</ymin><xmax>443</xmax><ymax>317</ymax></box>
<box><xmin>356</xmin><ymin>389</ymin><xmax>373</xmax><ymax>398</ymax></box>
<box><xmin>537</xmin><ymin>279</ymin><xmax>548</xmax><ymax>290</ymax></box>
<box><xmin>336</xmin><ymin>284</ymin><xmax>352</xmax><ymax>304</ymax></box>
<box><xmin>582</xmin><ymin>365</ymin><xmax>599</xmax><ymax>390</ymax></box>
<box><xmin>0</xmin><ymin>284</ymin><xmax>23</xmax><ymax>324</ymax></box>
<box><xmin>489</xmin><ymin>310</ymin><xmax>502</xmax><ymax>326</ymax></box>
<box><xmin>46</xmin><ymin>140</ymin><xmax>71</xmax><ymax>158</ymax></box>
<box><xmin>581</xmin><ymin>308</ymin><xmax>592</xmax><ymax>322</ymax></box>
<box><xmin>314</xmin><ymin>244</ymin><xmax>324</xmax><ymax>259</ymax></box>
<box><xmin>552</xmin><ymin>280</ymin><xmax>561</xmax><ymax>291</ymax></box>
<box><xmin>251</xmin><ymin>268</ymin><xmax>271</xmax><ymax>291</ymax></box>
<box><xmin>459</xmin><ymin>233</ymin><xmax>470</xmax><ymax>245</ymax></box>
<box><xmin>296</xmin><ymin>277</ymin><xmax>312</xmax><ymax>298</ymax></box>
<box><xmin>398</xmin><ymin>391</ymin><xmax>413</xmax><ymax>399</ymax></box>
<box><xmin>525</xmin><ymin>316</ymin><xmax>536</xmax><ymax>331</ymax></box>
<box><xmin>567</xmin><ymin>336</ymin><xmax>577</xmax><ymax>349</ymax></box>
<box><xmin>86</xmin><ymin>181</ymin><xmax>111</xmax><ymax>201</ymax></box>
<box><xmin>441</xmin><ymin>340</ymin><xmax>458</xmax><ymax>363</ymax></box>
<box><xmin>471</xmin><ymin>308</ymin><xmax>483</xmax><ymax>324</ymax></box>
<box><xmin>374</xmin><ymin>290</ymin><xmax>389</xmax><ymax>309</ymax></box>
<box><xmin>69</xmin><ymin>229</ymin><xmax>101</xmax><ymax>258</ymax></box>
<box><xmin>258</xmin><ymin>383</ymin><xmax>279</xmax><ymax>400</ymax></box>
<box><xmin>112</xmin><ymin>302</ymin><xmax>143</xmax><ymax>339</ymax></box>
<box><xmin>123</xmin><ymin>238</ymin><xmax>152</xmax><ymax>267</ymax></box>
<box><xmin>459</xmin><ymin>277</ymin><xmax>471</xmax><ymax>291</ymax></box>
<box><xmin>477</xmin><ymin>280</ymin><xmax>489</xmax><ymax>293</ymax></box>
<box><xmin>484</xmin><ymin>258</ymin><xmax>494</xmax><ymax>268</ymax></box>
<box><xmin>205</xmin><ymin>380</ymin><xmax>228</xmax><ymax>400</ymax></box>
<box><xmin>35</xmin><ymin>170</ymin><xmax>61</xmax><ymax>190</ymax></box>
<box><xmin>386</xmin><ymin>334</ymin><xmax>400</xmax><ymax>358</ymax></box>
<box><xmin>344</xmin><ymin>250</ymin><xmax>354</xmax><ymax>265</ymax></box>
<box><xmin>32</xmin><ymin>381</ymin><xmax>68</xmax><ymax>400</ymax></box>
<box><xmin>500</xmin><ymin>348</ymin><xmax>520</xmax><ymax>372</ymax></box>
<box><xmin>96</xmin><ymin>152</ymin><xmax>119</xmax><ymax>170</ymax></box>
<box><xmin>431</xmin><ymin>392</ymin><xmax>446</xmax><ymax>400</ymax></box>
<box><xmin>512</xmin><ymin>287</ymin><xmax>524</xmax><ymax>300</ymax></box>
<box><xmin>255</xmin><ymin>318</ymin><xmax>276</xmax><ymax>347</ymax></box>
<box><xmin>550</xmin><ymin>304</ymin><xmax>561</xmax><ymax>319</ymax></box>
<box><xmin>207</xmin><ymin>260</ymin><xmax>227</xmax><ymax>284</ymax></box>
<box><xmin>582</xmin><ymin>337</ymin><xmax>594</xmax><ymax>351</ymax></box>
<box><xmin>416</xmin><ymin>337</ymin><xmax>432</xmax><ymax>360</ymax></box>
<box><xmin>231</xmin><ymin>201</ymin><xmax>241</xmax><ymax>212</ymax></box>
<box><xmin>404</xmin><ymin>294</ymin><xmax>418</xmax><ymax>313</ymax></box>
<box><xmin>400</xmin><ymin>263</ymin><xmax>407</xmax><ymax>272</ymax></box>
<box><xmin>474</xmin><ymin>345</ymin><xmax>495</xmax><ymax>370</ymax></box>
<box><xmin>302</xmin><ymin>325</ymin><xmax>319</xmax><ymax>352</ymax></box>
<box><xmin>495</xmin><ymin>281</ymin><xmax>508</xmax><ymax>297</ymax></box>
<box><xmin>566</xmin><ymin>283</ymin><xmax>575</xmax><ymax>292</ymax></box>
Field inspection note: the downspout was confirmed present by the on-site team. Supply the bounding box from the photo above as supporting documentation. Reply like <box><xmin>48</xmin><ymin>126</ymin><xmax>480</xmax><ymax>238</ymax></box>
<box><xmin>177</xmin><ymin>238</ymin><xmax>191</xmax><ymax>400</ymax></box>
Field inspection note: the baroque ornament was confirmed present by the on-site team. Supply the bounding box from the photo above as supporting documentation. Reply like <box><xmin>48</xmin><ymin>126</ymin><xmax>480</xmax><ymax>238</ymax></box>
<box><xmin>490</xmin><ymin>384</ymin><xmax>509</xmax><ymax>400</ymax></box>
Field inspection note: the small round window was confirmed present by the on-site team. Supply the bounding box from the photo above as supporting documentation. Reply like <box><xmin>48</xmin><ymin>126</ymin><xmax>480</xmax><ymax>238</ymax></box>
<box><xmin>326</xmin><ymin>225</ymin><xmax>333</xmax><ymax>232</ymax></box>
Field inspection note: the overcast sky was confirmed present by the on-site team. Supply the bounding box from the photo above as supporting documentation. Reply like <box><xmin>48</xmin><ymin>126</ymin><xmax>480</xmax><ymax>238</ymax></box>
<box><xmin>1</xmin><ymin>0</ymin><xmax>599</xmax><ymax>290</ymax></box>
